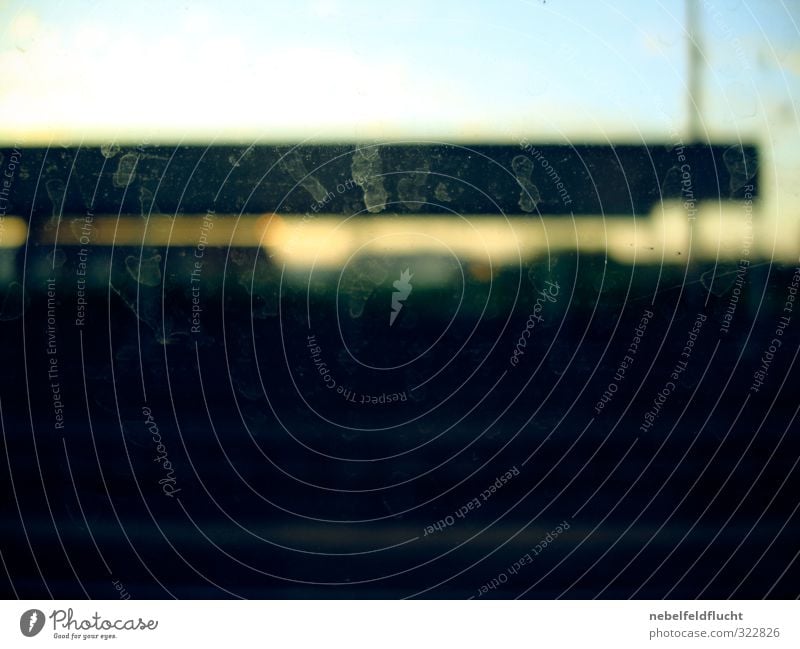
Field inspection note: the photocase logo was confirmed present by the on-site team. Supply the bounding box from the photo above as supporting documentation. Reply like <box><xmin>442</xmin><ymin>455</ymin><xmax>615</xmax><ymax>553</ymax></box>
<box><xmin>20</xmin><ymin>609</ymin><xmax>45</xmax><ymax>637</ymax></box>
<box><xmin>389</xmin><ymin>268</ymin><xmax>413</xmax><ymax>326</ymax></box>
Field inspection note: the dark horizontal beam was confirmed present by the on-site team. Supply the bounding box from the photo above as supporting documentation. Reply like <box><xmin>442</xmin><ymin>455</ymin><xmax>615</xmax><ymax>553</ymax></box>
<box><xmin>2</xmin><ymin>143</ymin><xmax>758</xmax><ymax>219</ymax></box>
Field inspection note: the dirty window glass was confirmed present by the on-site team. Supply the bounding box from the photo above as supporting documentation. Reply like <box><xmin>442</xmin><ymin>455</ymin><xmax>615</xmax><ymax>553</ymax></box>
<box><xmin>0</xmin><ymin>0</ymin><xmax>798</xmax><ymax>605</ymax></box>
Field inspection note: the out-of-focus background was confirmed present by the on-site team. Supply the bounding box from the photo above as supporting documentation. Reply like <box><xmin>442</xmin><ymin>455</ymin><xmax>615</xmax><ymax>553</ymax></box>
<box><xmin>0</xmin><ymin>0</ymin><xmax>798</xmax><ymax>599</ymax></box>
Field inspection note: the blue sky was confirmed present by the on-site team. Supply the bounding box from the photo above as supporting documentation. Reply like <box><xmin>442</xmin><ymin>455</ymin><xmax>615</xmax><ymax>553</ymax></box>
<box><xmin>1</xmin><ymin>0</ymin><xmax>795</xmax><ymax>144</ymax></box>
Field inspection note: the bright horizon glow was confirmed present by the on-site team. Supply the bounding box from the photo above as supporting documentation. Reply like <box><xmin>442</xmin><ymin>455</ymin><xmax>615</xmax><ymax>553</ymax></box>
<box><xmin>30</xmin><ymin>203</ymin><xmax>797</xmax><ymax>267</ymax></box>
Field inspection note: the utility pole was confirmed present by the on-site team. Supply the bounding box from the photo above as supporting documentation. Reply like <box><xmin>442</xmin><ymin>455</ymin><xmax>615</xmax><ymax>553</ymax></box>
<box><xmin>687</xmin><ymin>0</ymin><xmax>704</xmax><ymax>142</ymax></box>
